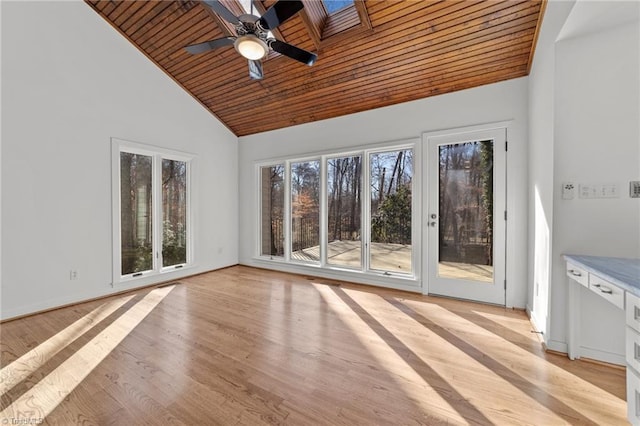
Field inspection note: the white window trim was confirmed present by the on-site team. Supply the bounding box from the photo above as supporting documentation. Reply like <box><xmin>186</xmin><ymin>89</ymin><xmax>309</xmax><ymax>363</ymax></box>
<box><xmin>254</xmin><ymin>138</ymin><xmax>420</xmax><ymax>285</ymax></box>
<box><xmin>111</xmin><ymin>138</ymin><xmax>195</xmax><ymax>285</ymax></box>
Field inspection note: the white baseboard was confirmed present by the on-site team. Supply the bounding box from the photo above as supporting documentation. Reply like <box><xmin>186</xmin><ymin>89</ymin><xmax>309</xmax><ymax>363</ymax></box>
<box><xmin>1</xmin><ymin>263</ymin><xmax>232</xmax><ymax>321</ymax></box>
<box><xmin>240</xmin><ymin>258</ymin><xmax>422</xmax><ymax>293</ymax></box>
<box><xmin>579</xmin><ymin>346</ymin><xmax>625</xmax><ymax>367</ymax></box>
<box><xmin>546</xmin><ymin>339</ymin><xmax>569</xmax><ymax>354</ymax></box>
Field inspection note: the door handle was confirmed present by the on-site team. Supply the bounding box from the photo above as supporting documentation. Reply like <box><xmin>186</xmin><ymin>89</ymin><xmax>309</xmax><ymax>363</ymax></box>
<box><xmin>429</xmin><ymin>221</ymin><xmax>437</xmax><ymax>227</ymax></box>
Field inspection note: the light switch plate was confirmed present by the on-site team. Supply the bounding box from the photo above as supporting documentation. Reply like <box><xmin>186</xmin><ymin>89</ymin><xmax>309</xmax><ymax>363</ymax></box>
<box><xmin>579</xmin><ymin>183</ymin><xmax>620</xmax><ymax>198</ymax></box>
<box><xmin>631</xmin><ymin>181</ymin><xmax>640</xmax><ymax>198</ymax></box>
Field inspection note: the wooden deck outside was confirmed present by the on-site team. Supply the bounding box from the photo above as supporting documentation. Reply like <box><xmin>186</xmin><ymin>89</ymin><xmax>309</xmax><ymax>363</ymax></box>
<box><xmin>292</xmin><ymin>240</ymin><xmax>493</xmax><ymax>282</ymax></box>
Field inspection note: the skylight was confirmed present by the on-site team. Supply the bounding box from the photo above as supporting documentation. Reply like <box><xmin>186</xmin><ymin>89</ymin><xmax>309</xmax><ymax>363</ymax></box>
<box><xmin>238</xmin><ymin>0</ymin><xmax>256</xmax><ymax>16</ymax></box>
<box><xmin>322</xmin><ymin>0</ymin><xmax>354</xmax><ymax>15</ymax></box>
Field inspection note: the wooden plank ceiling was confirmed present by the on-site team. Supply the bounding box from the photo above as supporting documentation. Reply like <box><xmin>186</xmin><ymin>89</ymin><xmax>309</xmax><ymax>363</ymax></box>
<box><xmin>86</xmin><ymin>0</ymin><xmax>546</xmax><ymax>136</ymax></box>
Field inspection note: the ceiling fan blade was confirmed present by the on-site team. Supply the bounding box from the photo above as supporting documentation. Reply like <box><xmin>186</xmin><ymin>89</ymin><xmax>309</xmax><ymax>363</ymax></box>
<box><xmin>185</xmin><ymin>36</ymin><xmax>235</xmax><ymax>54</ymax></box>
<box><xmin>259</xmin><ymin>0</ymin><xmax>304</xmax><ymax>30</ymax></box>
<box><xmin>248</xmin><ymin>60</ymin><xmax>263</xmax><ymax>80</ymax></box>
<box><xmin>270</xmin><ymin>40</ymin><xmax>317</xmax><ymax>66</ymax></box>
<box><xmin>203</xmin><ymin>0</ymin><xmax>241</xmax><ymax>24</ymax></box>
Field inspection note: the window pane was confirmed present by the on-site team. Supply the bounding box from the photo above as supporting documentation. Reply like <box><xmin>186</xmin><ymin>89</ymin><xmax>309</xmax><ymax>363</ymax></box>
<box><xmin>162</xmin><ymin>159</ymin><xmax>188</xmax><ymax>267</ymax></box>
<box><xmin>322</xmin><ymin>0</ymin><xmax>354</xmax><ymax>14</ymax></box>
<box><xmin>291</xmin><ymin>161</ymin><xmax>320</xmax><ymax>262</ymax></box>
<box><xmin>438</xmin><ymin>141</ymin><xmax>494</xmax><ymax>282</ymax></box>
<box><xmin>369</xmin><ymin>149</ymin><xmax>413</xmax><ymax>273</ymax></box>
<box><xmin>120</xmin><ymin>152</ymin><xmax>153</xmax><ymax>275</ymax></box>
<box><xmin>327</xmin><ymin>156</ymin><xmax>362</xmax><ymax>268</ymax></box>
<box><xmin>261</xmin><ymin>165</ymin><xmax>285</xmax><ymax>257</ymax></box>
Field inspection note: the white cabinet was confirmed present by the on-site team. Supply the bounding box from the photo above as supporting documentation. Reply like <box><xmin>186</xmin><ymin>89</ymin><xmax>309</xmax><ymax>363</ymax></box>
<box><xmin>565</xmin><ymin>255</ymin><xmax>640</xmax><ymax>426</ymax></box>
<box><xmin>628</xmin><ymin>367</ymin><xmax>640</xmax><ymax>425</ymax></box>
<box><xmin>629</xmin><ymin>292</ymin><xmax>640</xmax><ymax>425</ymax></box>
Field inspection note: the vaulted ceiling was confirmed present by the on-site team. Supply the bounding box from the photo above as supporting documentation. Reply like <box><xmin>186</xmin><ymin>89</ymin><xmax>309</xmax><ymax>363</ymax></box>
<box><xmin>87</xmin><ymin>0</ymin><xmax>546</xmax><ymax>136</ymax></box>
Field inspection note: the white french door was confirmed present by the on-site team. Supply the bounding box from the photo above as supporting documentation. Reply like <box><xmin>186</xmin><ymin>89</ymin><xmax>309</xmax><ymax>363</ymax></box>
<box><xmin>424</xmin><ymin>127</ymin><xmax>506</xmax><ymax>305</ymax></box>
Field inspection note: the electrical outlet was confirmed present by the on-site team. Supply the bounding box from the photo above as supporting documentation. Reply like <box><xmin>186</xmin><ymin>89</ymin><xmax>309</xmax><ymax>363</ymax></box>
<box><xmin>70</xmin><ymin>270</ymin><xmax>78</xmax><ymax>280</ymax></box>
<box><xmin>631</xmin><ymin>181</ymin><xmax>640</xmax><ymax>198</ymax></box>
<box><xmin>561</xmin><ymin>182</ymin><xmax>575</xmax><ymax>200</ymax></box>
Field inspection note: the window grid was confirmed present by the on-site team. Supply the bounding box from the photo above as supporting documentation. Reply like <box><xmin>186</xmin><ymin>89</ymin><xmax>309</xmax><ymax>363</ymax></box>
<box><xmin>113</xmin><ymin>140</ymin><xmax>193</xmax><ymax>283</ymax></box>
<box><xmin>257</xmin><ymin>143</ymin><xmax>416</xmax><ymax>279</ymax></box>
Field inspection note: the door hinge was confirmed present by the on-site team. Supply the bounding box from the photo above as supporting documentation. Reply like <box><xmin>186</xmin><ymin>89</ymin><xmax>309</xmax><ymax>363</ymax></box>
<box><xmin>504</xmin><ymin>210</ymin><xmax>507</xmax><ymax>220</ymax></box>
<box><xmin>504</xmin><ymin>280</ymin><xmax>507</xmax><ymax>289</ymax></box>
<box><xmin>505</xmin><ymin>141</ymin><xmax>508</xmax><ymax>151</ymax></box>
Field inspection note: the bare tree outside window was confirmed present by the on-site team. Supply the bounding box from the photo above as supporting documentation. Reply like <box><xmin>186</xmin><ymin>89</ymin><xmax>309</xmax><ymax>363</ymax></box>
<box><xmin>438</xmin><ymin>140</ymin><xmax>494</xmax><ymax>282</ymax></box>
<box><xmin>162</xmin><ymin>159</ymin><xmax>187</xmax><ymax>267</ymax></box>
<box><xmin>120</xmin><ymin>152</ymin><xmax>153</xmax><ymax>275</ymax></box>
<box><xmin>327</xmin><ymin>156</ymin><xmax>362</xmax><ymax>267</ymax></box>
<box><xmin>369</xmin><ymin>149</ymin><xmax>413</xmax><ymax>273</ymax></box>
<box><xmin>260</xmin><ymin>165</ymin><xmax>285</xmax><ymax>257</ymax></box>
<box><xmin>290</xmin><ymin>161</ymin><xmax>320</xmax><ymax>262</ymax></box>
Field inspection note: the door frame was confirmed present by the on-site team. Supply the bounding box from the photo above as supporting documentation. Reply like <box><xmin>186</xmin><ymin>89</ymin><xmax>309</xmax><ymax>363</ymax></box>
<box><xmin>421</xmin><ymin>122</ymin><xmax>510</xmax><ymax>305</ymax></box>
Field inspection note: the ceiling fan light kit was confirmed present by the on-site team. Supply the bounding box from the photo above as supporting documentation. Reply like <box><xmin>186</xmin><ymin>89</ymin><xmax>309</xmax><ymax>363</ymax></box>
<box><xmin>185</xmin><ymin>0</ymin><xmax>317</xmax><ymax>80</ymax></box>
<box><xmin>234</xmin><ymin>35</ymin><xmax>268</xmax><ymax>60</ymax></box>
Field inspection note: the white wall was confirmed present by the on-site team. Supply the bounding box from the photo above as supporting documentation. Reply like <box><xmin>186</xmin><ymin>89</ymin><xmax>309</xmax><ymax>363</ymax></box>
<box><xmin>527</xmin><ymin>0</ymin><xmax>575</xmax><ymax>341</ymax></box>
<box><xmin>238</xmin><ymin>78</ymin><xmax>530</xmax><ymax>308</ymax></box>
<box><xmin>528</xmin><ymin>0</ymin><xmax>640</xmax><ymax>359</ymax></box>
<box><xmin>549</xmin><ymin>17</ymin><xmax>640</xmax><ymax>358</ymax></box>
<box><xmin>1</xmin><ymin>1</ymin><xmax>238</xmax><ymax>320</ymax></box>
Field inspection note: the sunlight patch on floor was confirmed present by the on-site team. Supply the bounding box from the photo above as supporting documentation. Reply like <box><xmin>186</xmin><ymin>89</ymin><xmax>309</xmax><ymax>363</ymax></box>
<box><xmin>0</xmin><ymin>294</ymin><xmax>135</xmax><ymax>394</ymax></box>
<box><xmin>334</xmin><ymin>289</ymin><xmax>567</xmax><ymax>425</ymax></box>
<box><xmin>399</xmin><ymin>299</ymin><xmax>626</xmax><ymax>425</ymax></box>
<box><xmin>0</xmin><ymin>286</ymin><xmax>174</xmax><ymax>422</ymax></box>
<box><xmin>312</xmin><ymin>283</ymin><xmax>472</xmax><ymax>424</ymax></box>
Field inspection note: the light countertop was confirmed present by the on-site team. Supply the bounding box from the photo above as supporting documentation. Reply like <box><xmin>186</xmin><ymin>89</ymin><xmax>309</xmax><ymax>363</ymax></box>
<box><xmin>564</xmin><ymin>254</ymin><xmax>640</xmax><ymax>296</ymax></box>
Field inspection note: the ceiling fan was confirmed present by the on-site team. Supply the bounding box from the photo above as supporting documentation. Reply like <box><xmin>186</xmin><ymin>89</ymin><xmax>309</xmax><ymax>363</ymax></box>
<box><xmin>185</xmin><ymin>0</ymin><xmax>318</xmax><ymax>80</ymax></box>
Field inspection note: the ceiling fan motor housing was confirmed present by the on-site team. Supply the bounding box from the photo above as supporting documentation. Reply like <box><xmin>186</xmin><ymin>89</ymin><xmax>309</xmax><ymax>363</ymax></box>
<box><xmin>236</xmin><ymin>15</ymin><xmax>270</xmax><ymax>41</ymax></box>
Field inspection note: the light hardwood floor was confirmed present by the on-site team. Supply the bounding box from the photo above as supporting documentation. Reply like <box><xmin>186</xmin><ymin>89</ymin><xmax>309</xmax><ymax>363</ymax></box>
<box><xmin>0</xmin><ymin>266</ymin><xmax>626</xmax><ymax>425</ymax></box>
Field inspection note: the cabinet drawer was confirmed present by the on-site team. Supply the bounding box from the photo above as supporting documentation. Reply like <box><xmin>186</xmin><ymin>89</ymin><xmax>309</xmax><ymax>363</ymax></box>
<box><xmin>628</xmin><ymin>366</ymin><xmax>640</xmax><ymax>425</ymax></box>
<box><xmin>588</xmin><ymin>274</ymin><xmax>624</xmax><ymax>309</ymax></box>
<box><xmin>566</xmin><ymin>263</ymin><xmax>588</xmax><ymax>287</ymax></box>
<box><xmin>627</xmin><ymin>292</ymin><xmax>640</xmax><ymax>333</ymax></box>
<box><xmin>628</xmin><ymin>327</ymin><xmax>640</xmax><ymax>374</ymax></box>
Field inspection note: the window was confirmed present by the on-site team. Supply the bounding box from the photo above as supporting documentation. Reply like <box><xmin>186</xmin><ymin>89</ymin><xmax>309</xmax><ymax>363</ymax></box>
<box><xmin>327</xmin><ymin>155</ymin><xmax>362</xmax><ymax>268</ymax></box>
<box><xmin>120</xmin><ymin>152</ymin><xmax>153</xmax><ymax>275</ymax></box>
<box><xmin>162</xmin><ymin>159</ymin><xmax>188</xmax><ymax>268</ymax></box>
<box><xmin>369</xmin><ymin>149</ymin><xmax>413</xmax><ymax>274</ymax></box>
<box><xmin>322</xmin><ymin>0</ymin><xmax>354</xmax><ymax>14</ymax></box>
<box><xmin>257</xmin><ymin>143</ymin><xmax>416</xmax><ymax>279</ymax></box>
<box><xmin>290</xmin><ymin>160</ymin><xmax>321</xmax><ymax>263</ymax></box>
<box><xmin>304</xmin><ymin>0</ymin><xmax>370</xmax><ymax>44</ymax></box>
<box><xmin>114</xmin><ymin>140</ymin><xmax>192</xmax><ymax>281</ymax></box>
<box><xmin>260</xmin><ymin>165</ymin><xmax>285</xmax><ymax>258</ymax></box>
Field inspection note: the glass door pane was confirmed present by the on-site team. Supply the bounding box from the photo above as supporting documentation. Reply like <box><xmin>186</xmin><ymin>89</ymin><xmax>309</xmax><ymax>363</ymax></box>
<box><xmin>162</xmin><ymin>159</ymin><xmax>188</xmax><ymax>267</ymax></box>
<box><xmin>327</xmin><ymin>156</ymin><xmax>362</xmax><ymax>268</ymax></box>
<box><xmin>290</xmin><ymin>160</ymin><xmax>320</xmax><ymax>263</ymax></box>
<box><xmin>438</xmin><ymin>141</ymin><xmax>493</xmax><ymax>282</ymax></box>
<box><xmin>120</xmin><ymin>152</ymin><xmax>153</xmax><ymax>275</ymax></box>
<box><xmin>369</xmin><ymin>149</ymin><xmax>413</xmax><ymax>274</ymax></box>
